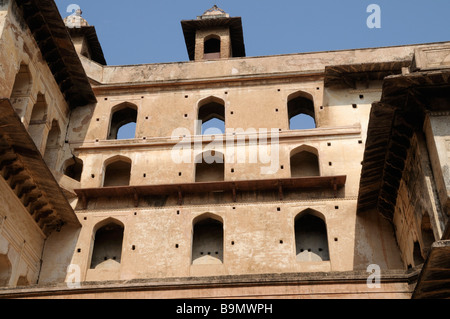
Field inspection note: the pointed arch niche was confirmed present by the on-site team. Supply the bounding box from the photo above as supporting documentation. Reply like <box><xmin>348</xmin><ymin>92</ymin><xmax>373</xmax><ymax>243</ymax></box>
<box><xmin>287</xmin><ymin>91</ymin><xmax>316</xmax><ymax>130</ymax></box>
<box><xmin>290</xmin><ymin>145</ymin><xmax>320</xmax><ymax>178</ymax></box>
<box><xmin>108</xmin><ymin>102</ymin><xmax>138</xmax><ymax>140</ymax></box>
<box><xmin>89</xmin><ymin>218</ymin><xmax>125</xmax><ymax>271</ymax></box>
<box><xmin>295</xmin><ymin>209</ymin><xmax>330</xmax><ymax>262</ymax></box>
<box><xmin>197</xmin><ymin>96</ymin><xmax>225</xmax><ymax>135</ymax></box>
<box><xmin>103</xmin><ymin>156</ymin><xmax>132</xmax><ymax>187</ymax></box>
<box><xmin>191</xmin><ymin>213</ymin><xmax>224</xmax><ymax>265</ymax></box>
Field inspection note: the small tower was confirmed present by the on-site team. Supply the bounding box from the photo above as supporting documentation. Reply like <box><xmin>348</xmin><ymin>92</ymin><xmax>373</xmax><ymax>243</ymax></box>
<box><xmin>63</xmin><ymin>8</ymin><xmax>107</xmax><ymax>65</ymax></box>
<box><xmin>181</xmin><ymin>5</ymin><xmax>246</xmax><ymax>61</ymax></box>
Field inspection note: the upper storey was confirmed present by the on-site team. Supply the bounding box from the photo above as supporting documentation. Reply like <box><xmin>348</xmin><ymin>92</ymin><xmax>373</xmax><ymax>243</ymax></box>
<box><xmin>181</xmin><ymin>5</ymin><xmax>246</xmax><ymax>61</ymax></box>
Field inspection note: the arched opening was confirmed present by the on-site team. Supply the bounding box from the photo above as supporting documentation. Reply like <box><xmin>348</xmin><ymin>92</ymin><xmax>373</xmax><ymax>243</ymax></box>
<box><xmin>43</xmin><ymin>120</ymin><xmax>61</xmax><ymax>169</ymax></box>
<box><xmin>90</xmin><ymin>219</ymin><xmax>124</xmax><ymax>270</ymax></box>
<box><xmin>195</xmin><ymin>151</ymin><xmax>224</xmax><ymax>182</ymax></box>
<box><xmin>413</xmin><ymin>241</ymin><xmax>425</xmax><ymax>267</ymax></box>
<box><xmin>10</xmin><ymin>64</ymin><xmax>32</xmax><ymax>119</ymax></box>
<box><xmin>30</xmin><ymin>94</ymin><xmax>48</xmax><ymax>123</ymax></box>
<box><xmin>28</xmin><ymin>93</ymin><xmax>48</xmax><ymax>149</ymax></box>
<box><xmin>288</xmin><ymin>91</ymin><xmax>316</xmax><ymax>130</ymax></box>
<box><xmin>0</xmin><ymin>254</ymin><xmax>12</xmax><ymax>287</ymax></box>
<box><xmin>290</xmin><ymin>146</ymin><xmax>320</xmax><ymax>177</ymax></box>
<box><xmin>16</xmin><ymin>276</ymin><xmax>30</xmax><ymax>287</ymax></box>
<box><xmin>295</xmin><ymin>210</ymin><xmax>329</xmax><ymax>262</ymax></box>
<box><xmin>103</xmin><ymin>156</ymin><xmax>132</xmax><ymax>187</ymax></box>
<box><xmin>421</xmin><ymin>213</ymin><xmax>435</xmax><ymax>254</ymax></box>
<box><xmin>192</xmin><ymin>214</ymin><xmax>224</xmax><ymax>265</ymax></box>
<box><xmin>204</xmin><ymin>35</ymin><xmax>221</xmax><ymax>60</ymax></box>
<box><xmin>197</xmin><ymin>97</ymin><xmax>225</xmax><ymax>135</ymax></box>
<box><xmin>108</xmin><ymin>102</ymin><xmax>138</xmax><ymax>140</ymax></box>
<box><xmin>63</xmin><ymin>157</ymin><xmax>83</xmax><ymax>182</ymax></box>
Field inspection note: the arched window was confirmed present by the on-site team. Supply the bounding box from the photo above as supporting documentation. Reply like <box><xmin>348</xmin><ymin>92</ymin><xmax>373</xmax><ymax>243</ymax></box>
<box><xmin>10</xmin><ymin>64</ymin><xmax>32</xmax><ymax>119</ymax></box>
<box><xmin>90</xmin><ymin>219</ymin><xmax>124</xmax><ymax>270</ymax></box>
<box><xmin>195</xmin><ymin>151</ymin><xmax>224</xmax><ymax>182</ymax></box>
<box><xmin>44</xmin><ymin>120</ymin><xmax>61</xmax><ymax>169</ymax></box>
<box><xmin>103</xmin><ymin>156</ymin><xmax>132</xmax><ymax>187</ymax></box>
<box><xmin>108</xmin><ymin>102</ymin><xmax>138</xmax><ymax>140</ymax></box>
<box><xmin>288</xmin><ymin>91</ymin><xmax>316</xmax><ymax>130</ymax></box>
<box><xmin>63</xmin><ymin>157</ymin><xmax>83</xmax><ymax>182</ymax></box>
<box><xmin>204</xmin><ymin>35</ymin><xmax>221</xmax><ymax>60</ymax></box>
<box><xmin>28</xmin><ymin>93</ymin><xmax>48</xmax><ymax>149</ymax></box>
<box><xmin>295</xmin><ymin>209</ymin><xmax>329</xmax><ymax>262</ymax></box>
<box><xmin>290</xmin><ymin>146</ymin><xmax>320</xmax><ymax>177</ymax></box>
<box><xmin>29</xmin><ymin>93</ymin><xmax>48</xmax><ymax>123</ymax></box>
<box><xmin>0</xmin><ymin>254</ymin><xmax>12</xmax><ymax>287</ymax></box>
<box><xmin>197</xmin><ymin>97</ymin><xmax>225</xmax><ymax>135</ymax></box>
<box><xmin>192</xmin><ymin>214</ymin><xmax>224</xmax><ymax>265</ymax></box>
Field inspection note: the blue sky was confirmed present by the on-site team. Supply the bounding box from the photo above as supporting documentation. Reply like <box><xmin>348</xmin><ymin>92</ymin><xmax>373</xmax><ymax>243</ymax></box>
<box><xmin>56</xmin><ymin>0</ymin><xmax>450</xmax><ymax>66</ymax></box>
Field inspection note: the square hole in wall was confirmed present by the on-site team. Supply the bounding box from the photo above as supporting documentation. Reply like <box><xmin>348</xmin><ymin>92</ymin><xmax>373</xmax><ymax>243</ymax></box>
<box><xmin>335</xmin><ymin>206</ymin><xmax>339</xmax><ymax>210</ymax></box>
<box><xmin>277</xmin><ymin>207</ymin><xmax>281</xmax><ymax>212</ymax></box>
<box><xmin>329</xmin><ymin>162</ymin><xmax>333</xmax><ymax>166</ymax></box>
<box><xmin>327</xmin><ymin>142</ymin><xmax>331</xmax><ymax>146</ymax></box>
<box><xmin>359</xmin><ymin>95</ymin><xmax>364</xmax><ymax>99</ymax></box>
<box><xmin>178</xmin><ymin>172</ymin><xmax>182</xmax><ymax>176</ymax></box>
<box><xmin>77</xmin><ymin>249</ymin><xmax>81</xmax><ymax>253</ymax></box>
<box><xmin>352</xmin><ymin>104</ymin><xmax>357</xmax><ymax>109</ymax></box>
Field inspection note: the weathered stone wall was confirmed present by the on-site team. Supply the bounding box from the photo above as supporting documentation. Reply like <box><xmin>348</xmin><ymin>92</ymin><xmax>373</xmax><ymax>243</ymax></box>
<box><xmin>0</xmin><ymin>176</ymin><xmax>45</xmax><ymax>287</ymax></box>
<box><xmin>393</xmin><ymin>133</ymin><xmax>445</xmax><ymax>269</ymax></box>
<box><xmin>0</xmin><ymin>1</ymin><xmax>71</xmax><ymax>173</ymax></box>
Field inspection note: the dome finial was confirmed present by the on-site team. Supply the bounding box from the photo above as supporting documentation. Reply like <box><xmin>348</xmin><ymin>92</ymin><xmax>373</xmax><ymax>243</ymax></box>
<box><xmin>199</xmin><ymin>5</ymin><xmax>229</xmax><ymax>19</ymax></box>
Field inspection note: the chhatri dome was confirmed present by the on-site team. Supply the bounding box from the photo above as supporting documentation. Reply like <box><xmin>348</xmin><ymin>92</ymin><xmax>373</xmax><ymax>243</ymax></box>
<box><xmin>63</xmin><ymin>8</ymin><xmax>89</xmax><ymax>28</ymax></box>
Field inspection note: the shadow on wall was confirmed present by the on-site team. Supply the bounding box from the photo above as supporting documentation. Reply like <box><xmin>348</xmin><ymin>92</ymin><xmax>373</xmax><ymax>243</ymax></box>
<box><xmin>352</xmin><ymin>210</ymin><xmax>403</xmax><ymax>271</ymax></box>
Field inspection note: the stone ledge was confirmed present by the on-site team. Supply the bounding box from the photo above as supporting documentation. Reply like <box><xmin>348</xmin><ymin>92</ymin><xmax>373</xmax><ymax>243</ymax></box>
<box><xmin>0</xmin><ymin>269</ymin><xmax>420</xmax><ymax>299</ymax></box>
